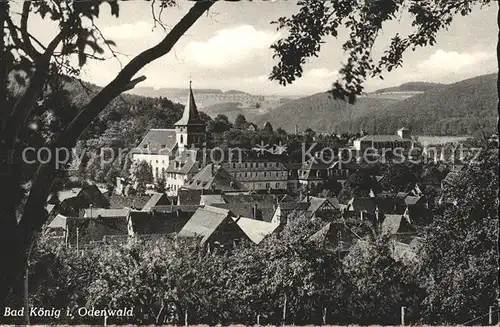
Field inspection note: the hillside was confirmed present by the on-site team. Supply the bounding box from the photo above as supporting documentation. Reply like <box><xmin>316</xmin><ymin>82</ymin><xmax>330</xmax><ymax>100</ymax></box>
<box><xmin>254</xmin><ymin>92</ymin><xmax>399</xmax><ymax>133</ymax></box>
<box><xmin>255</xmin><ymin>73</ymin><xmax>497</xmax><ymax>136</ymax></box>
<box><xmin>350</xmin><ymin>73</ymin><xmax>498</xmax><ymax>135</ymax></box>
<box><xmin>375</xmin><ymin>81</ymin><xmax>446</xmax><ymax>93</ymax></box>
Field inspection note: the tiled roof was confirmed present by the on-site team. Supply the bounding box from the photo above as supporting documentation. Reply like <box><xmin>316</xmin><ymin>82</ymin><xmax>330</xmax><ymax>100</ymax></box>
<box><xmin>278</xmin><ymin>201</ymin><xmax>310</xmax><ymax>211</ymax></box>
<box><xmin>132</xmin><ymin>129</ymin><xmax>177</xmax><ymax>155</ymax></box>
<box><xmin>109</xmin><ymin>195</ymin><xmax>151</xmax><ymax>210</ymax></box>
<box><xmin>59</xmin><ymin>197</ymin><xmax>89</xmax><ymax>216</ymax></box>
<box><xmin>200</xmin><ymin>194</ymin><xmax>226</xmax><ymax>205</ymax></box>
<box><xmin>346</xmin><ymin>197</ymin><xmax>377</xmax><ymax>215</ymax></box>
<box><xmin>308</xmin><ymin>222</ymin><xmax>335</xmax><ymax>246</ymax></box>
<box><xmin>83</xmin><ymin>208</ymin><xmax>131</xmax><ymax>218</ymax></box>
<box><xmin>382</xmin><ymin>215</ymin><xmax>416</xmax><ymax>235</ymax></box>
<box><xmin>142</xmin><ymin>192</ymin><xmax>171</xmax><ymax>212</ymax></box>
<box><xmin>234</xmin><ymin>217</ymin><xmax>279</xmax><ymax>244</ymax></box>
<box><xmin>327</xmin><ymin>197</ymin><xmax>342</xmax><ymax>210</ymax></box>
<box><xmin>77</xmin><ymin>185</ymin><xmax>110</xmax><ymax>208</ymax></box>
<box><xmin>177</xmin><ymin>189</ymin><xmax>202</xmax><ymax>205</ymax></box>
<box><xmin>212</xmin><ymin>203</ymin><xmax>276</xmax><ymax>223</ymax></box>
<box><xmin>46</xmin><ymin>204</ymin><xmax>56</xmax><ymax>215</ymax></box>
<box><xmin>405</xmin><ymin>196</ymin><xmax>423</xmax><ymax>206</ymax></box>
<box><xmin>47</xmin><ymin>214</ymin><xmax>68</xmax><ymax>230</ymax></box>
<box><xmin>66</xmin><ymin>216</ymin><xmax>129</xmax><ymax>245</ymax></box>
<box><xmin>165</xmin><ymin>150</ymin><xmax>200</xmax><ymax>174</ymax></box>
<box><xmin>151</xmin><ymin>205</ymin><xmax>201</xmax><ymax>213</ymax></box>
<box><xmin>129</xmin><ymin>211</ymin><xmax>184</xmax><ymax>235</ymax></box>
<box><xmin>223</xmin><ymin>194</ymin><xmax>277</xmax><ymax>204</ymax></box>
<box><xmin>184</xmin><ymin>164</ymin><xmax>245</xmax><ymax>192</ymax></box>
<box><xmin>177</xmin><ymin>206</ymin><xmax>236</xmax><ymax>245</ymax></box>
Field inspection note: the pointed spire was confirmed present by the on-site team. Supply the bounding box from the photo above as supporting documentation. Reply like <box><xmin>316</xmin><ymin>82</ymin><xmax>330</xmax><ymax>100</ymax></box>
<box><xmin>174</xmin><ymin>79</ymin><xmax>204</xmax><ymax>126</ymax></box>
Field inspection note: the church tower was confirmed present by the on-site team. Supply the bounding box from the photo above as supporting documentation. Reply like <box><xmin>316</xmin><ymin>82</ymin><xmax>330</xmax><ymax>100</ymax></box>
<box><xmin>174</xmin><ymin>81</ymin><xmax>207</xmax><ymax>153</ymax></box>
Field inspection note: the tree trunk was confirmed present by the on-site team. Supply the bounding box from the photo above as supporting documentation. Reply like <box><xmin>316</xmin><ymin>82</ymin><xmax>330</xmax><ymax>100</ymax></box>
<box><xmin>0</xmin><ymin>1</ymin><xmax>215</xmax><ymax>316</ymax></box>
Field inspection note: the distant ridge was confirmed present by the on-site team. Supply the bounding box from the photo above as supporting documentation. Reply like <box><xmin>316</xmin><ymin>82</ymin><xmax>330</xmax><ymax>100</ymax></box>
<box><xmin>375</xmin><ymin>81</ymin><xmax>446</xmax><ymax>93</ymax></box>
<box><xmin>127</xmin><ymin>87</ymin><xmax>224</xmax><ymax>98</ymax></box>
<box><xmin>254</xmin><ymin>73</ymin><xmax>497</xmax><ymax>136</ymax></box>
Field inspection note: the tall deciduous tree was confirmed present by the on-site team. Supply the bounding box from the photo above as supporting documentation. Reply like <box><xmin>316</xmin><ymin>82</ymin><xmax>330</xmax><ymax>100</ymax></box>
<box><xmin>417</xmin><ymin>146</ymin><xmax>499</xmax><ymax>324</ymax></box>
<box><xmin>0</xmin><ymin>0</ymin><xmax>215</xmax><ymax>314</ymax></box>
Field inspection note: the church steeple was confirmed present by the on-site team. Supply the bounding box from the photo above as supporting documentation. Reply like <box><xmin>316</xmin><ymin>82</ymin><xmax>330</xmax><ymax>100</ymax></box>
<box><xmin>174</xmin><ymin>80</ymin><xmax>206</xmax><ymax>153</ymax></box>
<box><xmin>175</xmin><ymin>80</ymin><xmax>204</xmax><ymax>126</ymax></box>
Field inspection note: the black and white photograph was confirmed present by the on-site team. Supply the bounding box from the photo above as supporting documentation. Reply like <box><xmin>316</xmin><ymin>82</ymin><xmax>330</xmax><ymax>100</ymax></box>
<box><xmin>0</xmin><ymin>0</ymin><xmax>498</xmax><ymax>325</ymax></box>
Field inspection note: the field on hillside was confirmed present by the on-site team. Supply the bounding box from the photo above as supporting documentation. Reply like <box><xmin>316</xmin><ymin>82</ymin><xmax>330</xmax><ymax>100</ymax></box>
<box><xmin>416</xmin><ymin>135</ymin><xmax>471</xmax><ymax>145</ymax></box>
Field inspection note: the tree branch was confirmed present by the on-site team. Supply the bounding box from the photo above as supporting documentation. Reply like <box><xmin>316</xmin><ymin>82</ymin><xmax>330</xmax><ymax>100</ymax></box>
<box><xmin>18</xmin><ymin>0</ymin><xmax>215</xmax><ymax>254</ymax></box>
<box><xmin>20</xmin><ymin>2</ymin><xmax>42</xmax><ymax>61</ymax></box>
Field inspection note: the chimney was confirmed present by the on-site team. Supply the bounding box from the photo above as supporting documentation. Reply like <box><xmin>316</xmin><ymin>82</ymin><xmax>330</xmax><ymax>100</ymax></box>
<box><xmin>295</xmin><ymin>125</ymin><xmax>299</xmax><ymax>134</ymax></box>
<box><xmin>253</xmin><ymin>203</ymin><xmax>258</xmax><ymax>220</ymax></box>
<box><xmin>360</xmin><ymin>210</ymin><xmax>365</xmax><ymax>221</ymax></box>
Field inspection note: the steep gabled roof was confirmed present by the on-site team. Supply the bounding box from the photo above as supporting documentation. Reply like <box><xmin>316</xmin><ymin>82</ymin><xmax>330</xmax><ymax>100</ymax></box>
<box><xmin>174</xmin><ymin>82</ymin><xmax>206</xmax><ymax>126</ymax></box>
<box><xmin>382</xmin><ymin>215</ymin><xmax>416</xmax><ymax>235</ymax></box>
<box><xmin>184</xmin><ymin>164</ymin><xmax>244</xmax><ymax>192</ymax></box>
<box><xmin>234</xmin><ymin>217</ymin><xmax>279</xmax><ymax>244</ymax></box>
<box><xmin>142</xmin><ymin>192</ymin><xmax>171</xmax><ymax>212</ymax></box>
<box><xmin>177</xmin><ymin>205</ymin><xmax>242</xmax><ymax>245</ymax></box>
<box><xmin>47</xmin><ymin>214</ymin><xmax>68</xmax><ymax>230</ymax></box>
<box><xmin>166</xmin><ymin>150</ymin><xmax>199</xmax><ymax>175</ymax></box>
<box><xmin>405</xmin><ymin>195</ymin><xmax>423</xmax><ymax>206</ymax></box>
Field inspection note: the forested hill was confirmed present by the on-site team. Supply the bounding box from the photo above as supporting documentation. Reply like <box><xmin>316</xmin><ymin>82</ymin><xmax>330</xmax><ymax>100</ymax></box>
<box><xmin>350</xmin><ymin>73</ymin><xmax>498</xmax><ymax>135</ymax></box>
<box><xmin>60</xmin><ymin>79</ymin><xmax>209</xmax><ymax>149</ymax></box>
<box><xmin>254</xmin><ymin>92</ymin><xmax>400</xmax><ymax>134</ymax></box>
<box><xmin>255</xmin><ymin>73</ymin><xmax>497</xmax><ymax>136</ymax></box>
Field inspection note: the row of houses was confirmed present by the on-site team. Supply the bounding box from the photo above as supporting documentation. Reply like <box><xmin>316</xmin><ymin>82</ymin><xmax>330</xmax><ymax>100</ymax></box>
<box><xmin>45</xmin><ymin>181</ymin><xmax>426</xmax><ymax>265</ymax></box>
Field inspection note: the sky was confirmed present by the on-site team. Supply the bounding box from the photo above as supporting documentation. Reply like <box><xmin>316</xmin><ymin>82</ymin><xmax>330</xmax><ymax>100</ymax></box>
<box><xmin>25</xmin><ymin>0</ymin><xmax>498</xmax><ymax>96</ymax></box>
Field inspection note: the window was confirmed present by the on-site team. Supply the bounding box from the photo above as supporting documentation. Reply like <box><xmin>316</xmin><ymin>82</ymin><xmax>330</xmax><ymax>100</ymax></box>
<box><xmin>265</xmin><ymin>183</ymin><xmax>270</xmax><ymax>189</ymax></box>
<box><xmin>264</xmin><ymin>172</ymin><xmax>267</xmax><ymax>177</ymax></box>
<box><xmin>180</xmin><ymin>135</ymin><xmax>184</xmax><ymax>143</ymax></box>
<box><xmin>275</xmin><ymin>183</ymin><xmax>280</xmax><ymax>188</ymax></box>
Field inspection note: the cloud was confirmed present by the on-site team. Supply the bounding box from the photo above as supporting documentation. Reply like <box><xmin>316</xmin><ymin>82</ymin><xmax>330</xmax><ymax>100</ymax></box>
<box><xmin>418</xmin><ymin>50</ymin><xmax>495</xmax><ymax>72</ymax></box>
<box><xmin>101</xmin><ymin>21</ymin><xmax>157</xmax><ymax>40</ymax></box>
<box><xmin>182</xmin><ymin>25</ymin><xmax>280</xmax><ymax>68</ymax></box>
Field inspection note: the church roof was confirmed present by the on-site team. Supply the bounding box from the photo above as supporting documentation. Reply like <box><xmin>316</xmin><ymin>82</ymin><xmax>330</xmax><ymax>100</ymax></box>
<box><xmin>174</xmin><ymin>81</ymin><xmax>205</xmax><ymax>126</ymax></box>
<box><xmin>132</xmin><ymin>129</ymin><xmax>177</xmax><ymax>155</ymax></box>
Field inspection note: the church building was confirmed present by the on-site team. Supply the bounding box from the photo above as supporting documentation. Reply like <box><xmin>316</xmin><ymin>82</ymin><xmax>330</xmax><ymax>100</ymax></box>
<box><xmin>131</xmin><ymin>81</ymin><xmax>207</xmax><ymax>189</ymax></box>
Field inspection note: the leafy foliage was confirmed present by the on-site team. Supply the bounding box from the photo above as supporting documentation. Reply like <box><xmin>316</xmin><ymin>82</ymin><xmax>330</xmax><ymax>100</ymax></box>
<box><xmin>270</xmin><ymin>0</ymin><xmax>493</xmax><ymax>102</ymax></box>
